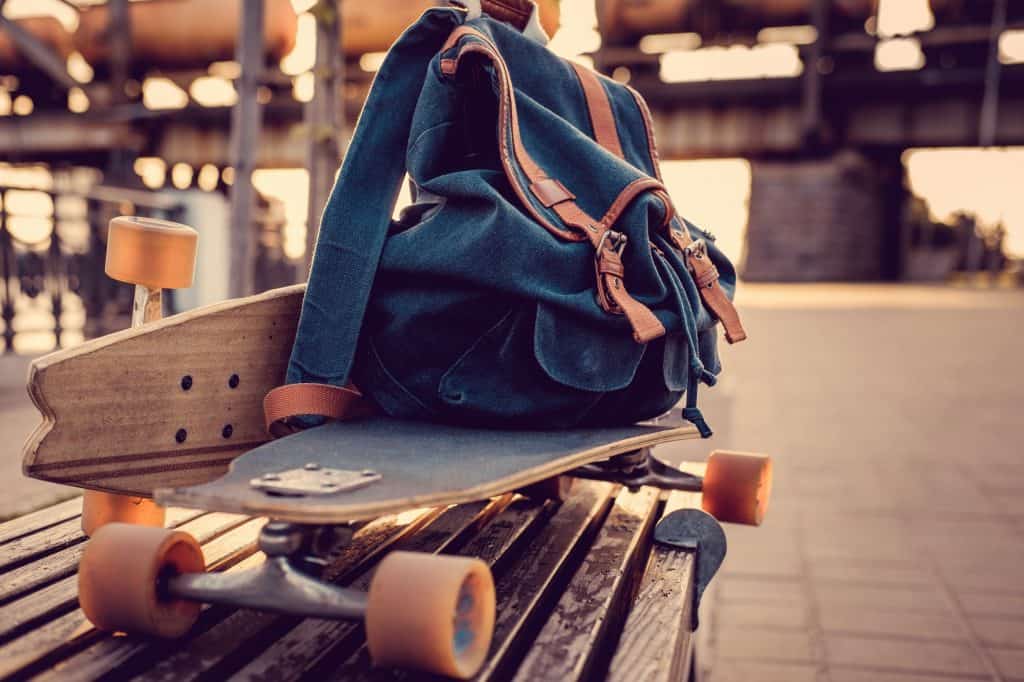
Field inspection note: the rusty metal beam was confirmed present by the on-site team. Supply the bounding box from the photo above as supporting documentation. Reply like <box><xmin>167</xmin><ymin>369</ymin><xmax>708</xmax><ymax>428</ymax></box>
<box><xmin>227</xmin><ymin>0</ymin><xmax>265</xmax><ymax>297</ymax></box>
<box><xmin>0</xmin><ymin>13</ymin><xmax>79</xmax><ymax>90</ymax></box>
<box><xmin>304</xmin><ymin>0</ymin><xmax>344</xmax><ymax>277</ymax></box>
<box><xmin>979</xmin><ymin>0</ymin><xmax>1008</xmax><ymax>146</ymax></box>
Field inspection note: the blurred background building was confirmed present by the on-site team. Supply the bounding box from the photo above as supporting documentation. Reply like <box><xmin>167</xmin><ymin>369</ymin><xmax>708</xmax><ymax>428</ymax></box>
<box><xmin>0</xmin><ymin>0</ymin><xmax>1020</xmax><ymax>353</ymax></box>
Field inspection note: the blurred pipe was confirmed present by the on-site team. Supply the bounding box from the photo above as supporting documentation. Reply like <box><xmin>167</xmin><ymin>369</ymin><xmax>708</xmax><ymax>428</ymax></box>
<box><xmin>304</xmin><ymin>0</ymin><xmax>343</xmax><ymax>278</ymax></box>
<box><xmin>800</xmin><ymin>0</ymin><xmax>830</xmax><ymax>146</ymax></box>
<box><xmin>979</xmin><ymin>0</ymin><xmax>1007</xmax><ymax>147</ymax></box>
<box><xmin>228</xmin><ymin>0</ymin><xmax>265</xmax><ymax>297</ymax></box>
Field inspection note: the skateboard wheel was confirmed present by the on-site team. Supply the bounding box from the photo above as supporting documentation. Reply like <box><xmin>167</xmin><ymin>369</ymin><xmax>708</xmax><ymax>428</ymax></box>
<box><xmin>81</xmin><ymin>490</ymin><xmax>165</xmax><ymax>536</ymax></box>
<box><xmin>701</xmin><ymin>450</ymin><xmax>772</xmax><ymax>526</ymax></box>
<box><xmin>365</xmin><ymin>551</ymin><xmax>495</xmax><ymax>679</ymax></box>
<box><xmin>516</xmin><ymin>475</ymin><xmax>575</xmax><ymax>502</ymax></box>
<box><xmin>105</xmin><ymin>216</ymin><xmax>198</xmax><ymax>289</ymax></box>
<box><xmin>78</xmin><ymin>523</ymin><xmax>204</xmax><ymax>638</ymax></box>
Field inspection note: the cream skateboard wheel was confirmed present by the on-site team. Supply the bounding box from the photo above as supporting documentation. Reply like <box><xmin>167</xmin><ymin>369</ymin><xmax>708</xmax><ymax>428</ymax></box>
<box><xmin>81</xmin><ymin>490</ymin><xmax>165</xmax><ymax>536</ymax></box>
<box><xmin>105</xmin><ymin>216</ymin><xmax>198</xmax><ymax>289</ymax></box>
<box><xmin>701</xmin><ymin>450</ymin><xmax>772</xmax><ymax>526</ymax></box>
<box><xmin>78</xmin><ymin>524</ymin><xmax>205</xmax><ymax>638</ymax></box>
<box><xmin>365</xmin><ymin>551</ymin><xmax>495</xmax><ymax>679</ymax></box>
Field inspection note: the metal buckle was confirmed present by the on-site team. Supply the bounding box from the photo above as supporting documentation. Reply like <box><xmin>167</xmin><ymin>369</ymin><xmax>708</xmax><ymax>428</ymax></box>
<box><xmin>595</xmin><ymin>229</ymin><xmax>628</xmax><ymax>259</ymax></box>
<box><xmin>683</xmin><ymin>237</ymin><xmax>707</xmax><ymax>261</ymax></box>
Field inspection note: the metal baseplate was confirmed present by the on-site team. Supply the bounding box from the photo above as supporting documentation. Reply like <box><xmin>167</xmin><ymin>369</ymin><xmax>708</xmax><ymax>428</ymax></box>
<box><xmin>249</xmin><ymin>463</ymin><xmax>382</xmax><ymax>496</ymax></box>
<box><xmin>654</xmin><ymin>508</ymin><xmax>727</xmax><ymax>631</ymax></box>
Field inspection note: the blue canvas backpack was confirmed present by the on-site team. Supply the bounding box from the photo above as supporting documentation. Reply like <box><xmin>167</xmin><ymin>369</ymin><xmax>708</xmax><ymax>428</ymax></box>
<box><xmin>270</xmin><ymin>1</ymin><xmax>746</xmax><ymax>436</ymax></box>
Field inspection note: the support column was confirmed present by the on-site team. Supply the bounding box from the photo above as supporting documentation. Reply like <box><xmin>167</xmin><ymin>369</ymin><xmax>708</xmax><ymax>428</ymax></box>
<box><xmin>304</xmin><ymin>0</ymin><xmax>344</xmax><ymax>277</ymax></box>
<box><xmin>742</xmin><ymin>151</ymin><xmax>905</xmax><ymax>282</ymax></box>
<box><xmin>228</xmin><ymin>0</ymin><xmax>265</xmax><ymax>297</ymax></box>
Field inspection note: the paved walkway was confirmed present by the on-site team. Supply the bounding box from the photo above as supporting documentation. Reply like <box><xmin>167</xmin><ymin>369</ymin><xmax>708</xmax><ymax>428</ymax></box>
<box><xmin>0</xmin><ymin>284</ymin><xmax>1021</xmax><ymax>681</ymax></box>
<box><xmin>696</xmin><ymin>285</ymin><xmax>1024</xmax><ymax>682</ymax></box>
<box><xmin>0</xmin><ymin>354</ymin><xmax>75</xmax><ymax>520</ymax></box>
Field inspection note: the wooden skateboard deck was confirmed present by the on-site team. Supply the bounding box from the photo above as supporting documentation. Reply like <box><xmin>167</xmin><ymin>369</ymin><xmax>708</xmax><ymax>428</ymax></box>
<box><xmin>22</xmin><ymin>284</ymin><xmax>306</xmax><ymax>497</ymax></box>
<box><xmin>156</xmin><ymin>417</ymin><xmax>701</xmax><ymax>524</ymax></box>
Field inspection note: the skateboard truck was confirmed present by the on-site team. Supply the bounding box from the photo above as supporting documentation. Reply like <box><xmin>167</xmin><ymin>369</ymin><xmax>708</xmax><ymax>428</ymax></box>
<box><xmin>569</xmin><ymin>448</ymin><xmax>704</xmax><ymax>493</ymax></box>
<box><xmin>166</xmin><ymin>521</ymin><xmax>369</xmax><ymax>618</ymax></box>
<box><xmin>653</xmin><ymin>508</ymin><xmax>727</xmax><ymax>630</ymax></box>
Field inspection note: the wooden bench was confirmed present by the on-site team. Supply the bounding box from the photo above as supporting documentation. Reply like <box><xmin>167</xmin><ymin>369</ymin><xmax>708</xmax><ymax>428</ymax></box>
<box><xmin>0</xmin><ymin>482</ymin><xmax>705</xmax><ymax>681</ymax></box>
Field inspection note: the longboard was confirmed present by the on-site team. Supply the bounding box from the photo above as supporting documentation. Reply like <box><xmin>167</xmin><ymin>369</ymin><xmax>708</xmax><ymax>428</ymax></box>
<box><xmin>22</xmin><ymin>284</ymin><xmax>305</xmax><ymax>496</ymax></box>
<box><xmin>157</xmin><ymin>417</ymin><xmax>701</xmax><ymax>524</ymax></box>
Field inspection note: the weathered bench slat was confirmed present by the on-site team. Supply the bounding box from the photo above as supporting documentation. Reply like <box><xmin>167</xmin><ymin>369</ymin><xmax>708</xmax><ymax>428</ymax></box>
<box><xmin>512</xmin><ymin>487</ymin><xmax>662</xmax><ymax>682</ymax></box>
<box><xmin>224</xmin><ymin>500</ymin><xmax>499</xmax><ymax>681</ymax></box>
<box><xmin>0</xmin><ymin>497</ymin><xmax>81</xmax><ymax>546</ymax></box>
<box><xmin>32</xmin><ymin>518</ymin><xmax>266</xmax><ymax>682</ymax></box>
<box><xmin>0</xmin><ymin>508</ymin><xmax>204</xmax><ymax>606</ymax></box>
<box><xmin>0</xmin><ymin>518</ymin><xmax>85</xmax><ymax>573</ymax></box>
<box><xmin>321</xmin><ymin>492</ymin><xmax>564</xmax><ymax>680</ymax></box>
<box><xmin>0</xmin><ymin>512</ymin><xmax>247</xmax><ymax>658</ymax></box>
<box><xmin>476</xmin><ymin>481</ymin><xmax>616</xmax><ymax>682</ymax></box>
<box><xmin>127</xmin><ymin>509</ymin><xmax>443</xmax><ymax>682</ymax></box>
<box><xmin>0</xmin><ymin>510</ymin><xmax>248</xmax><ymax>681</ymax></box>
<box><xmin>1</xmin><ymin>481</ymin><xmax>710</xmax><ymax>682</ymax></box>
<box><xmin>606</xmin><ymin>491</ymin><xmax>701</xmax><ymax>682</ymax></box>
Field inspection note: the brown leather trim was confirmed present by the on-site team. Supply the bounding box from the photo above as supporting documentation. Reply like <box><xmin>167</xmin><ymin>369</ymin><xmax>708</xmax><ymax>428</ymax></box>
<box><xmin>626</xmin><ymin>84</ymin><xmax>663</xmax><ymax>181</ymax></box>
<box><xmin>263</xmin><ymin>383</ymin><xmax>375</xmax><ymax>435</ymax></box>
<box><xmin>441</xmin><ymin>26</ymin><xmax>666</xmax><ymax>343</ymax></box>
<box><xmin>441</xmin><ymin>26</ymin><xmax>581</xmax><ymax>241</ymax></box>
<box><xmin>657</xmin><ymin>191</ymin><xmax>747</xmax><ymax>344</ymax></box>
<box><xmin>569</xmin><ymin>62</ymin><xmax>626</xmax><ymax>159</ymax></box>
<box><xmin>480</xmin><ymin>0</ymin><xmax>535</xmax><ymax>30</ymax></box>
<box><xmin>530</xmin><ymin>178</ymin><xmax>575</xmax><ymax>207</ymax></box>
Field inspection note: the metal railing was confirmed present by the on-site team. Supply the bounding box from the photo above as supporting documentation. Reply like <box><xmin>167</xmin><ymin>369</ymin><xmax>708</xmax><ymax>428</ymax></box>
<box><xmin>0</xmin><ymin>184</ymin><xmax>185</xmax><ymax>354</ymax></box>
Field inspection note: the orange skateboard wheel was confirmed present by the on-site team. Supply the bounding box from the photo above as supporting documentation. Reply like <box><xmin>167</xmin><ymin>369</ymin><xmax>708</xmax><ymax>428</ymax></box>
<box><xmin>78</xmin><ymin>523</ymin><xmax>205</xmax><ymax>638</ymax></box>
<box><xmin>365</xmin><ymin>551</ymin><xmax>495</xmax><ymax>679</ymax></box>
<box><xmin>105</xmin><ymin>216</ymin><xmax>198</xmax><ymax>289</ymax></box>
<box><xmin>81</xmin><ymin>490</ymin><xmax>165</xmax><ymax>536</ymax></box>
<box><xmin>701</xmin><ymin>450</ymin><xmax>772</xmax><ymax>526</ymax></box>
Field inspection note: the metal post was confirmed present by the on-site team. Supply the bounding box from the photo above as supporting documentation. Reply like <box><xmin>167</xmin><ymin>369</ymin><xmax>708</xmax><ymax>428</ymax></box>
<box><xmin>106</xmin><ymin>0</ymin><xmax>134</xmax><ymax>185</ymax></box>
<box><xmin>304</xmin><ymin>0</ymin><xmax>344</xmax><ymax>277</ymax></box>
<box><xmin>228</xmin><ymin>0</ymin><xmax>266</xmax><ymax>297</ymax></box>
<box><xmin>800</xmin><ymin>0</ymin><xmax>830</xmax><ymax>147</ymax></box>
<box><xmin>979</xmin><ymin>0</ymin><xmax>1007</xmax><ymax>147</ymax></box>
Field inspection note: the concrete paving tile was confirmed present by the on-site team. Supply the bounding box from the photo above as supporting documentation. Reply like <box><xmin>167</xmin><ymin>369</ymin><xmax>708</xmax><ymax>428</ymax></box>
<box><xmin>716</xmin><ymin>600</ymin><xmax>810</xmax><ymax>629</ymax></box>
<box><xmin>708</xmin><ymin>660</ymin><xmax>823</xmax><ymax>682</ymax></box>
<box><xmin>958</xmin><ymin>591</ymin><xmax>1024</xmax><ymax>619</ymax></box>
<box><xmin>817</xmin><ymin>602</ymin><xmax>966</xmax><ymax>641</ymax></box>
<box><xmin>969</xmin><ymin>616</ymin><xmax>1024</xmax><ymax>648</ymax></box>
<box><xmin>812</xmin><ymin>582</ymin><xmax>953</xmax><ymax>615</ymax></box>
<box><xmin>716</xmin><ymin>627</ymin><xmax>817</xmax><ymax>662</ymax></box>
<box><xmin>828</xmin><ymin>669</ymin><xmax>988</xmax><ymax>682</ymax></box>
<box><xmin>716</xmin><ymin>576</ymin><xmax>806</xmax><ymax>604</ymax></box>
<box><xmin>991</xmin><ymin>647</ymin><xmax>1024</xmax><ymax>679</ymax></box>
<box><xmin>824</xmin><ymin>635</ymin><xmax>988</xmax><ymax>677</ymax></box>
<box><xmin>807</xmin><ymin>556</ymin><xmax>932</xmax><ymax>586</ymax></box>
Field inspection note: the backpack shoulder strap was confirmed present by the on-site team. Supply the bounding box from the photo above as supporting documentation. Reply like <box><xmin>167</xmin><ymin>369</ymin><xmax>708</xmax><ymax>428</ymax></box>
<box><xmin>284</xmin><ymin>9</ymin><xmax>463</xmax><ymax>391</ymax></box>
<box><xmin>266</xmin><ymin>9</ymin><xmax>463</xmax><ymax>431</ymax></box>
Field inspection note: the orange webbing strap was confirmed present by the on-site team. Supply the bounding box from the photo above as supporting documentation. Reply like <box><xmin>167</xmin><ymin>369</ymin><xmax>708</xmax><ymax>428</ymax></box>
<box><xmin>263</xmin><ymin>383</ymin><xmax>374</xmax><ymax>436</ymax></box>
<box><xmin>569</xmin><ymin>62</ymin><xmax>625</xmax><ymax>159</ymax></box>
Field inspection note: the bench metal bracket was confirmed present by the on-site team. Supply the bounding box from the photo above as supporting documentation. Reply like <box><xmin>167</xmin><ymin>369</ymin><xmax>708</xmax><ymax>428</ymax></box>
<box><xmin>653</xmin><ymin>508</ymin><xmax>727</xmax><ymax>631</ymax></box>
